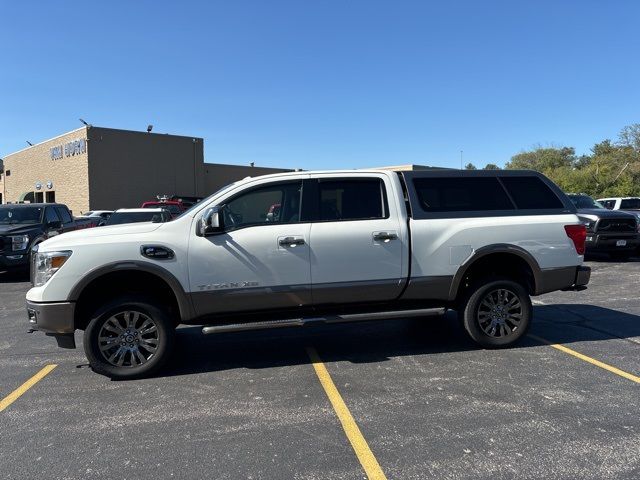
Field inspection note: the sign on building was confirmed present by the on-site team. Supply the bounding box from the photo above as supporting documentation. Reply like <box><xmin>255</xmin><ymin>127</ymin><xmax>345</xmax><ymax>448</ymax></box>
<box><xmin>50</xmin><ymin>138</ymin><xmax>87</xmax><ymax>160</ymax></box>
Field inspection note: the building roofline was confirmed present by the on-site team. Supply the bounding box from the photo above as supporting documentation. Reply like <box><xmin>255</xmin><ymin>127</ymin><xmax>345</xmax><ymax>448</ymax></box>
<box><xmin>3</xmin><ymin>126</ymin><xmax>87</xmax><ymax>158</ymax></box>
<box><xmin>89</xmin><ymin>125</ymin><xmax>203</xmax><ymax>141</ymax></box>
<box><xmin>3</xmin><ymin>125</ymin><xmax>204</xmax><ymax>159</ymax></box>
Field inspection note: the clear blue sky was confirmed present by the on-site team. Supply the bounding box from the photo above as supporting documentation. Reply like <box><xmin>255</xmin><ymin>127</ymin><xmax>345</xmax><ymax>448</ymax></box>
<box><xmin>1</xmin><ymin>0</ymin><xmax>639</xmax><ymax>170</ymax></box>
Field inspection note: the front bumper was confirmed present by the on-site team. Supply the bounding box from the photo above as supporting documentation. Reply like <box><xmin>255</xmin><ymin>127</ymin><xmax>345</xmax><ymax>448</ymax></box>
<box><xmin>585</xmin><ymin>233</ymin><xmax>640</xmax><ymax>252</ymax></box>
<box><xmin>27</xmin><ymin>300</ymin><xmax>76</xmax><ymax>349</ymax></box>
<box><xmin>26</xmin><ymin>300</ymin><xmax>75</xmax><ymax>334</ymax></box>
<box><xmin>0</xmin><ymin>253</ymin><xmax>30</xmax><ymax>270</ymax></box>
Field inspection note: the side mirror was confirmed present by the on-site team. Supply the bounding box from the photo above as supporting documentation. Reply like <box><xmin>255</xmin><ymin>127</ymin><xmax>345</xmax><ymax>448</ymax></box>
<box><xmin>199</xmin><ymin>206</ymin><xmax>225</xmax><ymax>236</ymax></box>
<box><xmin>47</xmin><ymin>220</ymin><xmax>62</xmax><ymax>230</ymax></box>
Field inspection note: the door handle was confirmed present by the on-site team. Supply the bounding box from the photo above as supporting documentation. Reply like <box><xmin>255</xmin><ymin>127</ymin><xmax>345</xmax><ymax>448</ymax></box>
<box><xmin>279</xmin><ymin>237</ymin><xmax>306</xmax><ymax>247</ymax></box>
<box><xmin>373</xmin><ymin>232</ymin><xmax>398</xmax><ymax>242</ymax></box>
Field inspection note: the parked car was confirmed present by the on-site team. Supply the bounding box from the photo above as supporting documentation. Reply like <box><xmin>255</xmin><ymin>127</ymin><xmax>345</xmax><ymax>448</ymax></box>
<box><xmin>567</xmin><ymin>193</ymin><xmax>639</xmax><ymax>260</ymax></box>
<box><xmin>596</xmin><ymin>197</ymin><xmax>640</xmax><ymax>219</ymax></box>
<box><xmin>0</xmin><ymin>203</ymin><xmax>95</xmax><ymax>271</ymax></box>
<box><xmin>79</xmin><ymin>210</ymin><xmax>113</xmax><ymax>221</ymax></box>
<box><xmin>27</xmin><ymin>169</ymin><xmax>590</xmax><ymax>379</ymax></box>
<box><xmin>101</xmin><ymin>208</ymin><xmax>172</xmax><ymax>226</ymax></box>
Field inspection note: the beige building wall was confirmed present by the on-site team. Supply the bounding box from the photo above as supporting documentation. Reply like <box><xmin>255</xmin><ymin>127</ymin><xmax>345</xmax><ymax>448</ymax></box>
<box><xmin>202</xmin><ymin>163</ymin><xmax>292</xmax><ymax>195</ymax></box>
<box><xmin>1</xmin><ymin>125</ymin><xmax>293</xmax><ymax>214</ymax></box>
<box><xmin>87</xmin><ymin>127</ymin><xmax>205</xmax><ymax>210</ymax></box>
<box><xmin>1</xmin><ymin>127</ymin><xmax>90</xmax><ymax>215</ymax></box>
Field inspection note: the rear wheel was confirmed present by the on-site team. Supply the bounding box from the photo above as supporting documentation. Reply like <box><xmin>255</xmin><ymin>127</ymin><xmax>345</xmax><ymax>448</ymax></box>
<box><xmin>83</xmin><ymin>296</ymin><xmax>175</xmax><ymax>379</ymax></box>
<box><xmin>460</xmin><ymin>278</ymin><xmax>531</xmax><ymax>348</ymax></box>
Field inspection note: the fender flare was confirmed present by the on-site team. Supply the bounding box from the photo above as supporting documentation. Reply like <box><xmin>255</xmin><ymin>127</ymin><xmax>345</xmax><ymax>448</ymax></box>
<box><xmin>448</xmin><ymin>244</ymin><xmax>542</xmax><ymax>300</ymax></box>
<box><xmin>68</xmin><ymin>261</ymin><xmax>195</xmax><ymax>322</ymax></box>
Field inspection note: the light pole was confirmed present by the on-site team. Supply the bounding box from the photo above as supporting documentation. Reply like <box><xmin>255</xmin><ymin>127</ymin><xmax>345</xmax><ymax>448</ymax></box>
<box><xmin>460</xmin><ymin>150</ymin><xmax>463</xmax><ymax>170</ymax></box>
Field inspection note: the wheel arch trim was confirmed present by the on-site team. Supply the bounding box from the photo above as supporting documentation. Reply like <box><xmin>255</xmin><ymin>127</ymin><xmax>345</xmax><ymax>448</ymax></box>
<box><xmin>68</xmin><ymin>261</ymin><xmax>195</xmax><ymax>322</ymax></box>
<box><xmin>449</xmin><ymin>244</ymin><xmax>542</xmax><ymax>300</ymax></box>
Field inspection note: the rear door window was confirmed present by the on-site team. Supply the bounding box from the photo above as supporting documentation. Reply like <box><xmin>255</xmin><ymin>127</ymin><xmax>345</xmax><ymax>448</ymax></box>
<box><xmin>318</xmin><ymin>179</ymin><xmax>388</xmax><ymax>221</ymax></box>
<box><xmin>500</xmin><ymin>177</ymin><xmax>564</xmax><ymax>209</ymax></box>
<box><xmin>413</xmin><ymin>177</ymin><xmax>514</xmax><ymax>212</ymax></box>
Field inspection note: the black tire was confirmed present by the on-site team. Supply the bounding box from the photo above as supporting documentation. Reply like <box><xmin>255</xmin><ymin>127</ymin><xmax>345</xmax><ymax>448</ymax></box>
<box><xmin>459</xmin><ymin>278</ymin><xmax>531</xmax><ymax>348</ymax></box>
<box><xmin>83</xmin><ymin>296</ymin><xmax>175</xmax><ymax>379</ymax></box>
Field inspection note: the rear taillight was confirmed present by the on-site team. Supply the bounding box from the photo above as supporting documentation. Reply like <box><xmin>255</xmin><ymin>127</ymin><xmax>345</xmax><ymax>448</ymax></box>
<box><xmin>565</xmin><ymin>224</ymin><xmax>587</xmax><ymax>255</ymax></box>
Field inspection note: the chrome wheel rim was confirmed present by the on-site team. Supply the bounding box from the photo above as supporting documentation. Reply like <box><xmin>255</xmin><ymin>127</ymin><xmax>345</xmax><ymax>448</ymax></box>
<box><xmin>98</xmin><ymin>310</ymin><xmax>159</xmax><ymax>367</ymax></box>
<box><xmin>477</xmin><ymin>288</ymin><xmax>523</xmax><ymax>338</ymax></box>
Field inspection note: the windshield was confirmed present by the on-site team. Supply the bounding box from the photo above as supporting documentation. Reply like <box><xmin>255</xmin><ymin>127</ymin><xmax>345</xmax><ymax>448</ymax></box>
<box><xmin>175</xmin><ymin>182</ymin><xmax>238</xmax><ymax>219</ymax></box>
<box><xmin>568</xmin><ymin>195</ymin><xmax>604</xmax><ymax>209</ymax></box>
<box><xmin>620</xmin><ymin>198</ymin><xmax>640</xmax><ymax>210</ymax></box>
<box><xmin>106</xmin><ymin>211</ymin><xmax>165</xmax><ymax>225</ymax></box>
<box><xmin>0</xmin><ymin>207</ymin><xmax>43</xmax><ymax>224</ymax></box>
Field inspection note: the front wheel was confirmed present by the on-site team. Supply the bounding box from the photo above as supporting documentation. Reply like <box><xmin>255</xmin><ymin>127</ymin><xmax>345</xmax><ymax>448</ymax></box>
<box><xmin>460</xmin><ymin>279</ymin><xmax>531</xmax><ymax>348</ymax></box>
<box><xmin>83</xmin><ymin>296</ymin><xmax>175</xmax><ymax>379</ymax></box>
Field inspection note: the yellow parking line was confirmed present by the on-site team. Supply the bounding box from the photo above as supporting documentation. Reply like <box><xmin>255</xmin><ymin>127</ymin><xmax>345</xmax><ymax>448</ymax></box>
<box><xmin>306</xmin><ymin>346</ymin><xmax>387</xmax><ymax>480</ymax></box>
<box><xmin>529</xmin><ymin>335</ymin><xmax>640</xmax><ymax>384</ymax></box>
<box><xmin>0</xmin><ymin>364</ymin><xmax>57</xmax><ymax>412</ymax></box>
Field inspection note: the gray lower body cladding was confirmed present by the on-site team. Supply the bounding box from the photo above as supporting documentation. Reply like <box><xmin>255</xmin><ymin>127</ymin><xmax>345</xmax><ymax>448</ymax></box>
<box><xmin>190</xmin><ymin>279</ymin><xmax>404</xmax><ymax>316</ymax></box>
<box><xmin>26</xmin><ymin>300</ymin><xmax>75</xmax><ymax>334</ymax></box>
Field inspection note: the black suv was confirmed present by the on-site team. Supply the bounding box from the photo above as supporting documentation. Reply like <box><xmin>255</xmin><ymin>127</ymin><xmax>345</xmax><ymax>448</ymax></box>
<box><xmin>567</xmin><ymin>193</ymin><xmax>639</xmax><ymax>260</ymax></box>
<box><xmin>0</xmin><ymin>203</ymin><xmax>95</xmax><ymax>271</ymax></box>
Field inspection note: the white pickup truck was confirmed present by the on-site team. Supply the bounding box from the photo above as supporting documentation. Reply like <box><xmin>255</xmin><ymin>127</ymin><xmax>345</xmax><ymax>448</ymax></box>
<box><xmin>26</xmin><ymin>169</ymin><xmax>590</xmax><ymax>378</ymax></box>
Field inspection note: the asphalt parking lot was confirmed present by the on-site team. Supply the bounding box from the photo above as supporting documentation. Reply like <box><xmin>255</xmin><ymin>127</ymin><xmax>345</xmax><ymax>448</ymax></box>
<box><xmin>1</xmin><ymin>257</ymin><xmax>639</xmax><ymax>480</ymax></box>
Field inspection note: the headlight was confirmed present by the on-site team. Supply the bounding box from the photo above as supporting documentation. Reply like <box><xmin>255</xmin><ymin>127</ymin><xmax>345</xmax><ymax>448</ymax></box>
<box><xmin>11</xmin><ymin>235</ymin><xmax>29</xmax><ymax>251</ymax></box>
<box><xmin>33</xmin><ymin>251</ymin><xmax>72</xmax><ymax>287</ymax></box>
<box><xmin>582</xmin><ymin>220</ymin><xmax>594</xmax><ymax>231</ymax></box>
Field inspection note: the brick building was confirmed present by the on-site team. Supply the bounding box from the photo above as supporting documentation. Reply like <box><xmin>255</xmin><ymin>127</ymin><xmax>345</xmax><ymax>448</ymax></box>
<box><xmin>0</xmin><ymin>126</ymin><xmax>289</xmax><ymax>215</ymax></box>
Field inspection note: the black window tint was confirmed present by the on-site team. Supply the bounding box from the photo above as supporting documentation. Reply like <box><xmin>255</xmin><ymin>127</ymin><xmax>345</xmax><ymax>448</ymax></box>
<box><xmin>501</xmin><ymin>177</ymin><xmax>564</xmax><ymax>209</ymax></box>
<box><xmin>318</xmin><ymin>179</ymin><xmax>387</xmax><ymax>221</ymax></box>
<box><xmin>224</xmin><ymin>182</ymin><xmax>302</xmax><ymax>228</ymax></box>
<box><xmin>621</xmin><ymin>198</ymin><xmax>640</xmax><ymax>209</ymax></box>
<box><xmin>55</xmin><ymin>207</ymin><xmax>73</xmax><ymax>223</ymax></box>
<box><xmin>413</xmin><ymin>177</ymin><xmax>514</xmax><ymax>212</ymax></box>
<box><xmin>45</xmin><ymin>207</ymin><xmax>60</xmax><ymax>224</ymax></box>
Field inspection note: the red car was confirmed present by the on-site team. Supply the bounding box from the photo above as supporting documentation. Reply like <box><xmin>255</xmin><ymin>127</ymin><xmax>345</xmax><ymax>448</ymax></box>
<box><xmin>141</xmin><ymin>200</ymin><xmax>186</xmax><ymax>218</ymax></box>
<box><xmin>141</xmin><ymin>195</ymin><xmax>202</xmax><ymax>218</ymax></box>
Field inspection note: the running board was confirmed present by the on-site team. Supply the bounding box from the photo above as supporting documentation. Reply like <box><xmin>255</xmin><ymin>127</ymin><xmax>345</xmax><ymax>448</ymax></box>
<box><xmin>201</xmin><ymin>308</ymin><xmax>446</xmax><ymax>335</ymax></box>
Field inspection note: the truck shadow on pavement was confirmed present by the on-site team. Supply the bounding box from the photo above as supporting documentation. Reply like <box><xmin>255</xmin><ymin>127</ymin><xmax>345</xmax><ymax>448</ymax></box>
<box><xmin>159</xmin><ymin>304</ymin><xmax>640</xmax><ymax>379</ymax></box>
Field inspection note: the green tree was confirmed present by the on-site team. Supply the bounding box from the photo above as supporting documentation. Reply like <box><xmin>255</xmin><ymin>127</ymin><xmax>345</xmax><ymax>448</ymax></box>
<box><xmin>484</xmin><ymin>163</ymin><xmax>501</xmax><ymax>170</ymax></box>
<box><xmin>464</xmin><ymin>163</ymin><xmax>477</xmax><ymax>170</ymax></box>
<box><xmin>505</xmin><ymin>146</ymin><xmax>576</xmax><ymax>172</ymax></box>
<box><xmin>506</xmin><ymin>123</ymin><xmax>640</xmax><ymax>197</ymax></box>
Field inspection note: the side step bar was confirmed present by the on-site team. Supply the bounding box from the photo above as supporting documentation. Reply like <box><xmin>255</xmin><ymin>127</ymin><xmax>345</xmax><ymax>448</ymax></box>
<box><xmin>201</xmin><ymin>307</ymin><xmax>446</xmax><ymax>335</ymax></box>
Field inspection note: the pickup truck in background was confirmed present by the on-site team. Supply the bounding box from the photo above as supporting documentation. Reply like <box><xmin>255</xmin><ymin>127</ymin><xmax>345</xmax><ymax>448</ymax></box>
<box><xmin>0</xmin><ymin>203</ymin><xmax>96</xmax><ymax>272</ymax></box>
<box><xmin>567</xmin><ymin>193</ymin><xmax>640</xmax><ymax>260</ymax></box>
<box><xmin>27</xmin><ymin>170</ymin><xmax>590</xmax><ymax>378</ymax></box>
